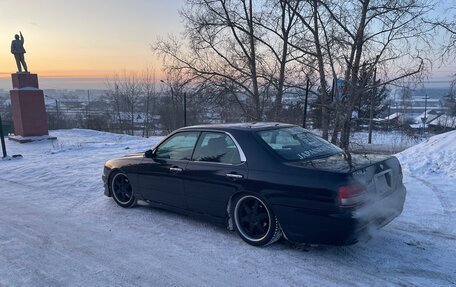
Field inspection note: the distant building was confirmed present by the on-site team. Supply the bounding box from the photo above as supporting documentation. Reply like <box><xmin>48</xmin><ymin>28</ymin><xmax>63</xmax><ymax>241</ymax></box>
<box><xmin>414</xmin><ymin>110</ymin><xmax>440</xmax><ymax>123</ymax></box>
<box><xmin>427</xmin><ymin>114</ymin><xmax>456</xmax><ymax>131</ymax></box>
<box><xmin>409</xmin><ymin>110</ymin><xmax>441</xmax><ymax>129</ymax></box>
<box><xmin>390</xmin><ymin>88</ymin><xmax>447</xmax><ymax>115</ymax></box>
<box><xmin>373</xmin><ymin>112</ymin><xmax>403</xmax><ymax>128</ymax></box>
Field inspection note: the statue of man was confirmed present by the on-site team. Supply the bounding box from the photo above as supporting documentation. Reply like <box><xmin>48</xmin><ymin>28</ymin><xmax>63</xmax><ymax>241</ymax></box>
<box><xmin>11</xmin><ymin>32</ymin><xmax>28</xmax><ymax>73</ymax></box>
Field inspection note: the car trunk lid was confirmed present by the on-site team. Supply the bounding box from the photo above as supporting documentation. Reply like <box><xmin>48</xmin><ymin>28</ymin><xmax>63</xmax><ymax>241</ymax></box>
<box><xmin>288</xmin><ymin>152</ymin><xmax>404</xmax><ymax>205</ymax></box>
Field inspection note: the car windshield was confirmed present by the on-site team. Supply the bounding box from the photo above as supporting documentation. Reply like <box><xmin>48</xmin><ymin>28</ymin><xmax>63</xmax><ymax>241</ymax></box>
<box><xmin>257</xmin><ymin>126</ymin><xmax>343</xmax><ymax>161</ymax></box>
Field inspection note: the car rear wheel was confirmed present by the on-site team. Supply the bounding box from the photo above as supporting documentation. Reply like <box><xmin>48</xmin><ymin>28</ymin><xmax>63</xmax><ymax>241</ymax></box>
<box><xmin>233</xmin><ymin>194</ymin><xmax>282</xmax><ymax>246</ymax></box>
<box><xmin>110</xmin><ymin>172</ymin><xmax>136</xmax><ymax>208</ymax></box>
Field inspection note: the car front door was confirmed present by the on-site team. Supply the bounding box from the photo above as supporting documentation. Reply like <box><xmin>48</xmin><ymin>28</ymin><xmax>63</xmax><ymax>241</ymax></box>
<box><xmin>138</xmin><ymin>131</ymin><xmax>200</xmax><ymax>209</ymax></box>
<box><xmin>184</xmin><ymin>131</ymin><xmax>248</xmax><ymax>218</ymax></box>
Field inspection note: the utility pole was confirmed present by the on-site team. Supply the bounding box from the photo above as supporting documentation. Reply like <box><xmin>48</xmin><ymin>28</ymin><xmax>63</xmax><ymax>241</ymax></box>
<box><xmin>0</xmin><ymin>115</ymin><xmax>23</xmax><ymax>160</ymax></box>
<box><xmin>55</xmin><ymin>99</ymin><xmax>60</xmax><ymax>129</ymax></box>
<box><xmin>87</xmin><ymin>90</ymin><xmax>91</xmax><ymax>129</ymax></box>
<box><xmin>183</xmin><ymin>92</ymin><xmax>187</xmax><ymax>127</ymax></box>
<box><xmin>0</xmin><ymin>115</ymin><xmax>7</xmax><ymax>158</ymax></box>
<box><xmin>303</xmin><ymin>77</ymin><xmax>310</xmax><ymax>129</ymax></box>
<box><xmin>387</xmin><ymin>102</ymin><xmax>391</xmax><ymax>131</ymax></box>
<box><xmin>368</xmin><ymin>65</ymin><xmax>377</xmax><ymax>144</ymax></box>
<box><xmin>45</xmin><ymin>95</ymin><xmax>60</xmax><ymax>129</ymax></box>
<box><xmin>422</xmin><ymin>94</ymin><xmax>429</xmax><ymax>134</ymax></box>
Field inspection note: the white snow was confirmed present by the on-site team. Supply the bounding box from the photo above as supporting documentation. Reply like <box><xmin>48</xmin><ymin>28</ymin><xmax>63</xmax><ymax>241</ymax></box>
<box><xmin>0</xmin><ymin>129</ymin><xmax>455</xmax><ymax>286</ymax></box>
<box><xmin>349</xmin><ymin>130</ymin><xmax>424</xmax><ymax>153</ymax></box>
<box><xmin>396</xmin><ymin>130</ymin><xmax>456</xmax><ymax>178</ymax></box>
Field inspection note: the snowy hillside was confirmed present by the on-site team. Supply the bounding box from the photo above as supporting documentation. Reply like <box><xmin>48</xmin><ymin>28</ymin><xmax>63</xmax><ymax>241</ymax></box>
<box><xmin>397</xmin><ymin>130</ymin><xmax>456</xmax><ymax>178</ymax></box>
<box><xmin>1</xmin><ymin>129</ymin><xmax>162</xmax><ymax>194</ymax></box>
<box><xmin>0</xmin><ymin>129</ymin><xmax>455</xmax><ymax>286</ymax></box>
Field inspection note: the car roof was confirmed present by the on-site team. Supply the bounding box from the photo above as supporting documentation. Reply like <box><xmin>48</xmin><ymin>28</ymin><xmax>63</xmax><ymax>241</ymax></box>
<box><xmin>178</xmin><ymin>122</ymin><xmax>296</xmax><ymax>133</ymax></box>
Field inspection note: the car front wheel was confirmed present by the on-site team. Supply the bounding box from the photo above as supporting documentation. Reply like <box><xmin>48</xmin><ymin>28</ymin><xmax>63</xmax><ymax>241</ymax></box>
<box><xmin>110</xmin><ymin>171</ymin><xmax>136</xmax><ymax>208</ymax></box>
<box><xmin>232</xmin><ymin>194</ymin><xmax>282</xmax><ymax>246</ymax></box>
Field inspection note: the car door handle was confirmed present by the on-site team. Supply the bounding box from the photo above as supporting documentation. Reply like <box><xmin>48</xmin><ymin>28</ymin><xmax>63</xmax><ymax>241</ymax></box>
<box><xmin>170</xmin><ymin>167</ymin><xmax>183</xmax><ymax>173</ymax></box>
<box><xmin>225</xmin><ymin>173</ymin><xmax>243</xmax><ymax>179</ymax></box>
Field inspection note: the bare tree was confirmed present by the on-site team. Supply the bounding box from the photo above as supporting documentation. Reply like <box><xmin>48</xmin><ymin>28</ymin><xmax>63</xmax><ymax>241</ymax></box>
<box><xmin>254</xmin><ymin>0</ymin><xmax>303</xmax><ymax>120</ymax></box>
<box><xmin>153</xmin><ymin>0</ymin><xmax>312</xmax><ymax>121</ymax></box>
<box><xmin>153</xmin><ymin>0</ymin><xmax>265</xmax><ymax>120</ymax></box>
<box><xmin>427</xmin><ymin>4</ymin><xmax>456</xmax><ymax>60</ymax></box>
<box><xmin>286</xmin><ymin>0</ymin><xmax>333</xmax><ymax>139</ymax></box>
<box><xmin>158</xmin><ymin>68</ymin><xmax>195</xmax><ymax>132</ymax></box>
<box><xmin>107</xmin><ymin>70</ymin><xmax>151</xmax><ymax>136</ymax></box>
<box><xmin>106</xmin><ymin>78</ymin><xmax>126</xmax><ymax>134</ymax></box>
<box><xmin>152</xmin><ymin>0</ymin><xmax>438</xmax><ymax>147</ymax></box>
<box><xmin>141</xmin><ymin>68</ymin><xmax>157</xmax><ymax>137</ymax></box>
<box><xmin>288</xmin><ymin>0</ymin><xmax>433</xmax><ymax>147</ymax></box>
<box><xmin>122</xmin><ymin>72</ymin><xmax>143</xmax><ymax>135</ymax></box>
<box><xmin>444</xmin><ymin>79</ymin><xmax>456</xmax><ymax>116</ymax></box>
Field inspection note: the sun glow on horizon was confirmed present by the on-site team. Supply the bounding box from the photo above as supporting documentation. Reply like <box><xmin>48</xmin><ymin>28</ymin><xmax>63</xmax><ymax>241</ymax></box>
<box><xmin>0</xmin><ymin>0</ymin><xmax>183</xmax><ymax>86</ymax></box>
<box><xmin>0</xmin><ymin>69</ymin><xmax>166</xmax><ymax>80</ymax></box>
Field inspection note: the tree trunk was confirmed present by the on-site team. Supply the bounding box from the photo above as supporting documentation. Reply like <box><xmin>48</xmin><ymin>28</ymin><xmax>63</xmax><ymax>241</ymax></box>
<box><xmin>273</xmin><ymin>2</ymin><xmax>292</xmax><ymax>121</ymax></box>
<box><xmin>312</xmin><ymin>0</ymin><xmax>329</xmax><ymax>140</ymax></box>
<box><xmin>246</xmin><ymin>0</ymin><xmax>261</xmax><ymax>121</ymax></box>
<box><xmin>339</xmin><ymin>0</ymin><xmax>369</xmax><ymax>149</ymax></box>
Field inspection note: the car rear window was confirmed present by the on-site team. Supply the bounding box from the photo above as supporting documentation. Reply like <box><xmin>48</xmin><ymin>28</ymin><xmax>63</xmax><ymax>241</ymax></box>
<box><xmin>257</xmin><ymin>127</ymin><xmax>342</xmax><ymax>161</ymax></box>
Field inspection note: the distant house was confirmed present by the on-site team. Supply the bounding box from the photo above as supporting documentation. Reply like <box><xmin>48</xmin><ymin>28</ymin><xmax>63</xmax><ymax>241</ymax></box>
<box><xmin>384</xmin><ymin>112</ymin><xmax>402</xmax><ymax>121</ymax></box>
<box><xmin>409</xmin><ymin>110</ymin><xmax>441</xmax><ymax>129</ymax></box>
<box><xmin>373</xmin><ymin>112</ymin><xmax>402</xmax><ymax>128</ymax></box>
<box><xmin>114</xmin><ymin>112</ymin><xmax>161</xmax><ymax>130</ymax></box>
<box><xmin>427</xmin><ymin>114</ymin><xmax>456</xmax><ymax>131</ymax></box>
<box><xmin>414</xmin><ymin>110</ymin><xmax>440</xmax><ymax>124</ymax></box>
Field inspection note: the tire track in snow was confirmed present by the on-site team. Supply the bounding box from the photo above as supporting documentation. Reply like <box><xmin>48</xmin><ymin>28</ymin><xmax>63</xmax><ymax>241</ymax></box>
<box><xmin>409</xmin><ymin>175</ymin><xmax>455</xmax><ymax>237</ymax></box>
<box><xmin>0</xmin><ymin>177</ymin><xmax>96</xmax><ymax>216</ymax></box>
<box><xmin>0</xmin><ymin>178</ymin><xmax>37</xmax><ymax>190</ymax></box>
<box><xmin>410</xmin><ymin>175</ymin><xmax>454</xmax><ymax>215</ymax></box>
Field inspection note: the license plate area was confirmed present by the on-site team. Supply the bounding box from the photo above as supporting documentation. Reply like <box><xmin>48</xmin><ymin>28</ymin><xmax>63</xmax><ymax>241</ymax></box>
<box><xmin>374</xmin><ymin>169</ymin><xmax>393</xmax><ymax>195</ymax></box>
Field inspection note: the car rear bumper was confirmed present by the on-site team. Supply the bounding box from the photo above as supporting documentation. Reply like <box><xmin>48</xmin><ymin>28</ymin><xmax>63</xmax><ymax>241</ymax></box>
<box><xmin>273</xmin><ymin>185</ymin><xmax>406</xmax><ymax>245</ymax></box>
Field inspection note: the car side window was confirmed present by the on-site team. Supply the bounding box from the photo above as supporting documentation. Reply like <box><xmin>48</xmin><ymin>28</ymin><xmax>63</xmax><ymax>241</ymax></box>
<box><xmin>192</xmin><ymin>132</ymin><xmax>242</xmax><ymax>164</ymax></box>
<box><xmin>155</xmin><ymin>132</ymin><xmax>199</xmax><ymax>160</ymax></box>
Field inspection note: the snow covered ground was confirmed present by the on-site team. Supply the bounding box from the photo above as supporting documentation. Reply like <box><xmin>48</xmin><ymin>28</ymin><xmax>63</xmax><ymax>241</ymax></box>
<box><xmin>349</xmin><ymin>131</ymin><xmax>424</xmax><ymax>154</ymax></box>
<box><xmin>0</xmin><ymin>129</ymin><xmax>455</xmax><ymax>286</ymax></box>
<box><xmin>309</xmin><ymin>129</ymin><xmax>424</xmax><ymax>154</ymax></box>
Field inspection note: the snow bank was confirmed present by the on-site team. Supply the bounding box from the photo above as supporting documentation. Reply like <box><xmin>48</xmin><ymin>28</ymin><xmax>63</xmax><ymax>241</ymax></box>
<box><xmin>396</xmin><ymin>130</ymin><xmax>456</xmax><ymax>178</ymax></box>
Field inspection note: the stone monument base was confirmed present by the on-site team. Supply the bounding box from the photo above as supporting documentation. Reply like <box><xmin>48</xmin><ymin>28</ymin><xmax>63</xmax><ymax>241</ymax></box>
<box><xmin>8</xmin><ymin>134</ymin><xmax>57</xmax><ymax>144</ymax></box>
<box><xmin>9</xmin><ymin>73</ymin><xmax>55</xmax><ymax>142</ymax></box>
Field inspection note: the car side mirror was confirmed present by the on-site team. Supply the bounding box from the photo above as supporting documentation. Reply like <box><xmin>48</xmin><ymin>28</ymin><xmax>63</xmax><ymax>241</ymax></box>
<box><xmin>144</xmin><ymin>149</ymin><xmax>155</xmax><ymax>158</ymax></box>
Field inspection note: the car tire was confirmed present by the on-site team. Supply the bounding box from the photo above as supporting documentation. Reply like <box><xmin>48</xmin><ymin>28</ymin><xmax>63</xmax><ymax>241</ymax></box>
<box><xmin>232</xmin><ymin>194</ymin><xmax>282</xmax><ymax>246</ymax></box>
<box><xmin>110</xmin><ymin>171</ymin><xmax>137</xmax><ymax>208</ymax></box>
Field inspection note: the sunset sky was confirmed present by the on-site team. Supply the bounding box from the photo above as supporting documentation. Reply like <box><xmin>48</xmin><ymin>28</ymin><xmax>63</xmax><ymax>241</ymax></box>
<box><xmin>0</xmin><ymin>0</ymin><xmax>454</xmax><ymax>90</ymax></box>
<box><xmin>0</xmin><ymin>0</ymin><xmax>184</xmax><ymax>88</ymax></box>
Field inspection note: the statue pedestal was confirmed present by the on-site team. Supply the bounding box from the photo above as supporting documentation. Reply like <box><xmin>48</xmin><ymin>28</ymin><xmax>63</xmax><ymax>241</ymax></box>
<box><xmin>8</xmin><ymin>73</ymin><xmax>56</xmax><ymax>143</ymax></box>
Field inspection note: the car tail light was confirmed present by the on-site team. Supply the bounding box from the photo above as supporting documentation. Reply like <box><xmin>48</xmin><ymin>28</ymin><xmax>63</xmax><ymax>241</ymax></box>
<box><xmin>338</xmin><ymin>184</ymin><xmax>365</xmax><ymax>207</ymax></box>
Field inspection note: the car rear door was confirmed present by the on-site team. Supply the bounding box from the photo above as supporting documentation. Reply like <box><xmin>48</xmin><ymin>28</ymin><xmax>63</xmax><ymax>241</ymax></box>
<box><xmin>184</xmin><ymin>131</ymin><xmax>248</xmax><ymax>218</ymax></box>
<box><xmin>138</xmin><ymin>131</ymin><xmax>200</xmax><ymax>209</ymax></box>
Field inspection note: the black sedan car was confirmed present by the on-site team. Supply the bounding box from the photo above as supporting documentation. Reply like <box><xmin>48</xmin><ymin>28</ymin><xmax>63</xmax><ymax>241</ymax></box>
<box><xmin>102</xmin><ymin>123</ymin><xmax>406</xmax><ymax>246</ymax></box>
